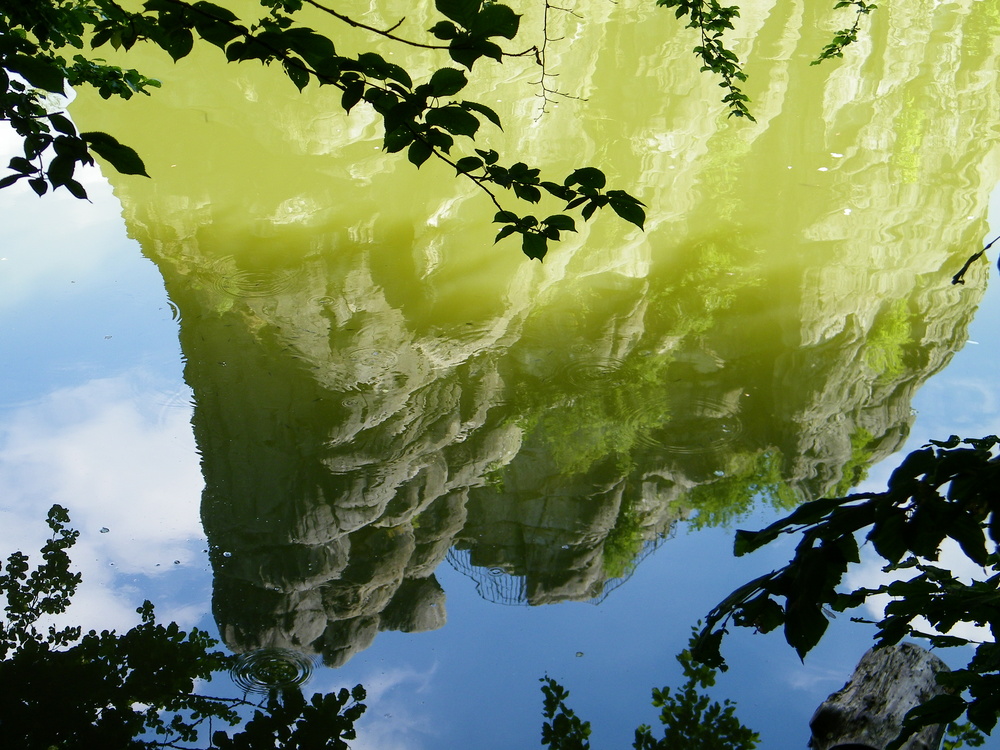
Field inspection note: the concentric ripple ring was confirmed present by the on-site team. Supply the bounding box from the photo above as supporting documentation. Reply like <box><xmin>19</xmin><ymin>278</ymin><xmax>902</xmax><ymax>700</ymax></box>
<box><xmin>230</xmin><ymin>648</ymin><xmax>315</xmax><ymax>694</ymax></box>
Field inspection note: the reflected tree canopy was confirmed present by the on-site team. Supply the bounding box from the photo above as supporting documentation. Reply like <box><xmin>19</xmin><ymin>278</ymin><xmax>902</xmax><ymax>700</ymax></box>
<box><xmin>2</xmin><ymin>507</ymin><xmax>760</xmax><ymax>748</ymax></box>
<box><xmin>0</xmin><ymin>505</ymin><xmax>368</xmax><ymax>749</ymax></box>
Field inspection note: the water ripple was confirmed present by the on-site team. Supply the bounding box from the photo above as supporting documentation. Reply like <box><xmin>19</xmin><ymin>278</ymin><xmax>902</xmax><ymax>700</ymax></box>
<box><xmin>560</xmin><ymin>356</ymin><xmax>628</xmax><ymax>388</ymax></box>
<box><xmin>208</xmin><ymin>257</ymin><xmax>304</xmax><ymax>299</ymax></box>
<box><xmin>230</xmin><ymin>648</ymin><xmax>315</xmax><ymax>694</ymax></box>
<box><xmin>651</xmin><ymin>396</ymin><xmax>744</xmax><ymax>453</ymax></box>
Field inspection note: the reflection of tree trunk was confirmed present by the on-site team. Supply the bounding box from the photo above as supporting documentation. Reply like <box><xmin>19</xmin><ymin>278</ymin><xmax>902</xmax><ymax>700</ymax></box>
<box><xmin>809</xmin><ymin>644</ymin><xmax>948</xmax><ymax>750</ymax></box>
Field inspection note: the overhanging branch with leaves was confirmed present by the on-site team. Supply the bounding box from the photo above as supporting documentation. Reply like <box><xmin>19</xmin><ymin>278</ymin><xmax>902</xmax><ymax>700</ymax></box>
<box><xmin>694</xmin><ymin>436</ymin><xmax>1000</xmax><ymax>748</ymax></box>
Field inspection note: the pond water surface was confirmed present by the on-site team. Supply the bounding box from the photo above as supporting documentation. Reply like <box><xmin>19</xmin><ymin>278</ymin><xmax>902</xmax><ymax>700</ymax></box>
<box><xmin>3</xmin><ymin>0</ymin><xmax>1000</xmax><ymax>746</ymax></box>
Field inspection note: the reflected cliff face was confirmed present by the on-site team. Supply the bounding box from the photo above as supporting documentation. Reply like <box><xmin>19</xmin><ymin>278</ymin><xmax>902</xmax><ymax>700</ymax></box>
<box><xmin>70</xmin><ymin>0</ymin><xmax>997</xmax><ymax>664</ymax></box>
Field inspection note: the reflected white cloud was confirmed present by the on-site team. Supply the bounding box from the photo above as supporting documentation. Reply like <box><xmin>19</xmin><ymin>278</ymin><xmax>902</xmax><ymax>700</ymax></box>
<box><xmin>856</xmin><ymin>371</ymin><xmax>1000</xmax><ymax>497</ymax></box>
<box><xmin>311</xmin><ymin>663</ymin><xmax>439</xmax><ymax>750</ymax></box>
<box><xmin>845</xmin><ymin>539</ymin><xmax>992</xmax><ymax>644</ymax></box>
<box><xmin>784</xmin><ymin>662</ymin><xmax>852</xmax><ymax>692</ymax></box>
<box><xmin>0</xmin><ymin>371</ymin><xmax>206</xmax><ymax>633</ymax></box>
<box><xmin>0</xmin><ymin>124</ymin><xmax>130</xmax><ymax>311</ymax></box>
<box><xmin>913</xmin><ymin>377</ymin><xmax>1000</xmax><ymax>435</ymax></box>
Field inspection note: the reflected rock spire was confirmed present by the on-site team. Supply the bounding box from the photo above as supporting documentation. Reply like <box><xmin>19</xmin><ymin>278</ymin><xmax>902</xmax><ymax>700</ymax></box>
<box><xmin>69</xmin><ymin>0</ymin><xmax>1000</xmax><ymax>664</ymax></box>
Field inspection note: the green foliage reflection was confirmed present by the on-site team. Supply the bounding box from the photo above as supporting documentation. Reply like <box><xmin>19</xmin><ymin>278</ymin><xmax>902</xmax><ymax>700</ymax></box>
<box><xmin>685</xmin><ymin>449</ymin><xmax>799</xmax><ymax>531</ymax></box>
<box><xmin>0</xmin><ymin>505</ymin><xmax>367</xmax><ymax>749</ymax></box>
<box><xmin>5</xmin><ymin>506</ymin><xmax>761</xmax><ymax>749</ymax></box>
<box><xmin>541</xmin><ymin>627</ymin><xmax>759</xmax><ymax>750</ymax></box>
<box><xmin>864</xmin><ymin>300</ymin><xmax>915</xmax><ymax>381</ymax></box>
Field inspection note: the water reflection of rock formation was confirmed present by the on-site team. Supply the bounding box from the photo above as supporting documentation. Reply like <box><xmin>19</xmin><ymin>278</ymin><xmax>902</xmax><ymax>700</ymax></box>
<box><xmin>164</xmin><ymin>224</ymin><xmax>981</xmax><ymax>665</ymax></box>
<box><xmin>71</xmin><ymin>0</ymin><xmax>1000</xmax><ymax>664</ymax></box>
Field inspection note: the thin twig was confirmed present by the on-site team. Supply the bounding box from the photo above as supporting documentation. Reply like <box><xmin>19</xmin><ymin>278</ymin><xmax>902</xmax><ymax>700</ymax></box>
<box><xmin>301</xmin><ymin>0</ymin><xmax>449</xmax><ymax>50</ymax></box>
<box><xmin>301</xmin><ymin>0</ymin><xmax>538</xmax><ymax>58</ymax></box>
<box><xmin>533</xmin><ymin>0</ymin><xmax>587</xmax><ymax>117</ymax></box>
<box><xmin>952</xmin><ymin>234</ymin><xmax>1000</xmax><ymax>285</ymax></box>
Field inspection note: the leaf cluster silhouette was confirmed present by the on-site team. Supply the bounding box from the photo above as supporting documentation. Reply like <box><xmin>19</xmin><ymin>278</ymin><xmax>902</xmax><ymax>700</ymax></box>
<box><xmin>0</xmin><ymin>504</ymin><xmax>367</xmax><ymax>749</ymax></box>
<box><xmin>696</xmin><ymin>436</ymin><xmax>1000</xmax><ymax>747</ymax></box>
<box><xmin>2</xmin><ymin>0</ymin><xmax>879</xmax><ymax>259</ymax></box>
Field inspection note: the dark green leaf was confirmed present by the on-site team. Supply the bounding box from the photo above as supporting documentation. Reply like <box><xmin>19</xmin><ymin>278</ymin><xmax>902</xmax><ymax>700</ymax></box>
<box><xmin>341</xmin><ymin>81</ymin><xmax>365</xmax><ymax>112</ymax></box>
<box><xmin>947</xmin><ymin>512</ymin><xmax>989</xmax><ymax>566</ymax></box>
<box><xmin>455</xmin><ymin>156</ymin><xmax>483</xmax><ymax>174</ymax></box>
<box><xmin>429</xmin><ymin>21</ymin><xmax>459</xmax><ymax>40</ymax></box>
<box><xmin>383</xmin><ymin>126</ymin><xmax>415</xmax><ymax>153</ymax></box>
<box><xmin>477</xmin><ymin>40</ymin><xmax>503</xmax><ymax>63</ymax></box>
<box><xmin>63</xmin><ymin>179</ymin><xmax>88</xmax><ymax>199</ymax></box>
<box><xmin>381</xmin><ymin>62</ymin><xmax>413</xmax><ymax>88</ymax></box>
<box><xmin>835</xmin><ymin>533</ymin><xmax>860</xmax><ymax>565</ymax></box>
<box><xmin>772</xmin><ymin>497</ymin><xmax>843</xmax><ymax>529</ymax></box>
<box><xmin>512</xmin><ymin>183</ymin><xmax>541</xmax><ymax>203</ymax></box>
<box><xmin>81</xmin><ymin>132</ymin><xmax>149</xmax><ymax>176</ymax></box>
<box><xmin>566</xmin><ymin>167</ymin><xmax>607</xmax><ymax>189</ymax></box>
<box><xmin>733</xmin><ymin>529</ymin><xmax>762</xmax><ymax>557</ymax></box>
<box><xmin>191</xmin><ymin>1</ymin><xmax>240</xmax><ymax>21</ymax></box>
<box><xmin>47</xmin><ymin>114</ymin><xmax>76</xmax><ymax>137</ymax></box>
<box><xmin>906</xmin><ymin>497</ymin><xmax>950</xmax><ymax>560</ymax></box>
<box><xmin>435</xmin><ymin>0</ymin><xmax>481</xmax><ymax>28</ymax></box>
<box><xmin>9</xmin><ymin>157</ymin><xmax>36</xmax><ymax>175</ymax></box>
<box><xmin>928</xmin><ymin>435</ymin><xmax>962</xmax><ymax>449</ymax></box>
<box><xmin>282</xmin><ymin>60</ymin><xmax>310</xmax><ymax>91</ymax></box>
<box><xmin>783</xmin><ymin>601</ymin><xmax>828</xmax><ymax>660</ymax></box>
<box><xmin>429</xmin><ymin>68</ymin><xmax>468</xmax><ymax>97</ymax></box>
<box><xmin>164</xmin><ymin>28</ymin><xmax>194</xmax><ymax>61</ymax></box>
<box><xmin>609</xmin><ymin>196</ymin><xmax>646</xmax><ymax>229</ymax></box>
<box><xmin>460</xmin><ymin>101</ymin><xmax>502</xmax><ymax>129</ymax></box>
<box><xmin>475</xmin><ymin>148</ymin><xmax>499</xmax><ymax>164</ymax></box>
<box><xmin>448</xmin><ymin>41</ymin><xmax>483</xmax><ymax>70</ymax></box>
<box><xmin>356</xmin><ymin>52</ymin><xmax>391</xmax><ymax>79</ymax></box>
<box><xmin>194</xmin><ymin>19</ymin><xmax>243</xmax><ymax>49</ymax></box>
<box><xmin>426</xmin><ymin>106</ymin><xmax>479</xmax><ymax>137</ymax></box>
<box><xmin>494</xmin><ymin>224</ymin><xmax>517</xmax><ymax>243</ymax></box>
<box><xmin>24</xmin><ymin>133</ymin><xmax>53</xmax><ymax>160</ymax></box>
<box><xmin>541</xmin><ymin>181</ymin><xmax>573</xmax><ymax>200</ymax></box>
<box><xmin>868</xmin><ymin>509</ymin><xmax>908</xmax><ymax>564</ymax></box>
<box><xmin>887</xmin><ymin>447</ymin><xmax>935</xmax><ymax>488</ymax></box>
<box><xmin>508</xmin><ymin>162</ymin><xmax>538</xmax><ymax>181</ymax></box>
<box><xmin>581</xmin><ymin>196</ymin><xmax>607</xmax><ymax>220</ymax></box>
<box><xmin>606</xmin><ymin>188</ymin><xmax>646</xmax><ymax>206</ymax></box>
<box><xmin>282</xmin><ymin>27</ymin><xmax>337</xmax><ymax>66</ymax></box>
<box><xmin>9</xmin><ymin>54</ymin><xmax>65</xmax><ymax>94</ymax></box>
<box><xmin>47</xmin><ymin>154</ymin><xmax>75</xmax><ymax>187</ymax></box>
<box><xmin>407</xmin><ymin>139</ymin><xmax>433</xmax><ymax>167</ymax></box>
<box><xmin>739</xmin><ymin>593</ymin><xmax>784</xmax><ymax>633</ymax></box>
<box><xmin>690</xmin><ymin>627</ymin><xmax>727</xmax><ymax>671</ymax></box>
<box><xmin>472</xmin><ymin>4</ymin><xmax>520</xmax><ymax>39</ymax></box>
<box><xmin>543</xmin><ymin>214</ymin><xmax>576</xmax><ymax>232</ymax></box>
<box><xmin>224</xmin><ymin>39</ymin><xmax>247</xmax><ymax>61</ymax></box>
<box><xmin>424</xmin><ymin>127</ymin><xmax>454</xmax><ymax>151</ymax></box>
<box><xmin>521</xmin><ymin>232</ymin><xmax>548</xmax><ymax>261</ymax></box>
<box><xmin>899</xmin><ymin>694</ymin><xmax>967</xmax><ymax>737</ymax></box>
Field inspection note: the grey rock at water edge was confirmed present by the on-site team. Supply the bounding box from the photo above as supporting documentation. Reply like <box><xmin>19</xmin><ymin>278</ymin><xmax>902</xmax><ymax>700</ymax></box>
<box><xmin>809</xmin><ymin>642</ymin><xmax>949</xmax><ymax>750</ymax></box>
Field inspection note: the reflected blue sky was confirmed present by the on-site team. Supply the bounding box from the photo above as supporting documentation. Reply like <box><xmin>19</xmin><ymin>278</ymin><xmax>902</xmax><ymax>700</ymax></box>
<box><xmin>2</xmin><ymin>127</ymin><xmax>999</xmax><ymax>747</ymax></box>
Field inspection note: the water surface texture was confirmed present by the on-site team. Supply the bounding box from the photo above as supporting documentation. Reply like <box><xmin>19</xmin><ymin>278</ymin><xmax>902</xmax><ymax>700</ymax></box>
<box><xmin>5</xmin><ymin>0</ymin><xmax>1000</xmax><ymax>746</ymax></box>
